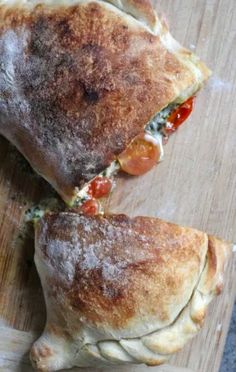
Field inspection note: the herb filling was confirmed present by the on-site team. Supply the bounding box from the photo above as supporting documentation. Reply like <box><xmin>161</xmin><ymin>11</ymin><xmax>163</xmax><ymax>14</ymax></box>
<box><xmin>146</xmin><ymin>103</ymin><xmax>178</xmax><ymax>138</ymax></box>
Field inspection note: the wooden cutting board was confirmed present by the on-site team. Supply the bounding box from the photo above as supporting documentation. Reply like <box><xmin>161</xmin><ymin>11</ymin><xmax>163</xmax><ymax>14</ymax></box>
<box><xmin>0</xmin><ymin>0</ymin><xmax>236</xmax><ymax>371</ymax></box>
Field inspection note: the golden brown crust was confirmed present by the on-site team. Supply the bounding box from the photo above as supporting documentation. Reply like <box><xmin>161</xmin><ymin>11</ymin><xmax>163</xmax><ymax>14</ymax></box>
<box><xmin>198</xmin><ymin>235</ymin><xmax>232</xmax><ymax>296</ymax></box>
<box><xmin>0</xmin><ymin>1</ymin><xmax>209</xmax><ymax>203</ymax></box>
<box><xmin>36</xmin><ymin>212</ymin><xmax>208</xmax><ymax>335</ymax></box>
<box><xmin>32</xmin><ymin>212</ymin><xmax>231</xmax><ymax>370</ymax></box>
<box><xmin>106</xmin><ymin>0</ymin><xmax>157</xmax><ymax>29</ymax></box>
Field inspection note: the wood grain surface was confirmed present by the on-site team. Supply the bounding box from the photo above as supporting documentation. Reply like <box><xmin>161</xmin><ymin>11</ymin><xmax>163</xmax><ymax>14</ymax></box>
<box><xmin>0</xmin><ymin>0</ymin><xmax>236</xmax><ymax>371</ymax></box>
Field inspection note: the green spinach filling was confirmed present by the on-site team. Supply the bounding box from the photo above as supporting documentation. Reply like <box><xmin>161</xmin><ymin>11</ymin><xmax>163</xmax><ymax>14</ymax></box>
<box><xmin>146</xmin><ymin>103</ymin><xmax>179</xmax><ymax>137</ymax></box>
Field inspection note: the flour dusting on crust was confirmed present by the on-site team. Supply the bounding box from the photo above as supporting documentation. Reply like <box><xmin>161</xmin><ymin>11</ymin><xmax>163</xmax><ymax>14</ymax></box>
<box><xmin>38</xmin><ymin>213</ymin><xmax>154</xmax><ymax>289</ymax></box>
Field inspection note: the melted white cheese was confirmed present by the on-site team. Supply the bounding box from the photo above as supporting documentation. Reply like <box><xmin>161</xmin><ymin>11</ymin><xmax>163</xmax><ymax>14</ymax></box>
<box><xmin>144</xmin><ymin>132</ymin><xmax>164</xmax><ymax>162</ymax></box>
<box><xmin>74</xmin><ymin>161</ymin><xmax>120</xmax><ymax>206</ymax></box>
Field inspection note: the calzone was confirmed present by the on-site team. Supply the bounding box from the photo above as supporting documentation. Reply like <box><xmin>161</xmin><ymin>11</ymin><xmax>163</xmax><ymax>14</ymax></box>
<box><xmin>31</xmin><ymin>212</ymin><xmax>231</xmax><ymax>371</ymax></box>
<box><xmin>0</xmin><ymin>0</ymin><xmax>210</xmax><ymax>205</ymax></box>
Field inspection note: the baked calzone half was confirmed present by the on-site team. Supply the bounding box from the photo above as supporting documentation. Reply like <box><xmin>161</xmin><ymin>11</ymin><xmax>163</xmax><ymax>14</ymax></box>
<box><xmin>31</xmin><ymin>212</ymin><xmax>231</xmax><ymax>371</ymax></box>
<box><xmin>0</xmin><ymin>0</ymin><xmax>210</xmax><ymax>206</ymax></box>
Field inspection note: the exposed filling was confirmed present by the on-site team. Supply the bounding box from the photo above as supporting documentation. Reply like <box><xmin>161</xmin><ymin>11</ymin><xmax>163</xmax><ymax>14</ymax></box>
<box><xmin>147</xmin><ymin>103</ymin><xmax>178</xmax><ymax>138</ymax></box>
<box><xmin>119</xmin><ymin>96</ymin><xmax>195</xmax><ymax>175</ymax></box>
<box><xmin>73</xmin><ymin>161</ymin><xmax>120</xmax><ymax>214</ymax></box>
<box><xmin>74</xmin><ymin>97</ymin><xmax>195</xmax><ymax>214</ymax></box>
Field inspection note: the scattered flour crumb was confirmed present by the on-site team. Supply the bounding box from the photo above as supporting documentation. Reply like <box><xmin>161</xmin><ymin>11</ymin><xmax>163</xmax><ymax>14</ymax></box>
<box><xmin>217</xmin><ymin>323</ymin><xmax>222</xmax><ymax>332</ymax></box>
<box><xmin>189</xmin><ymin>43</ymin><xmax>196</xmax><ymax>50</ymax></box>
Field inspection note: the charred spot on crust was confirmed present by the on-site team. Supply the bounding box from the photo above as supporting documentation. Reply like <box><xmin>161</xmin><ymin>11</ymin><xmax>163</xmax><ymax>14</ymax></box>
<box><xmin>83</xmin><ymin>87</ymin><xmax>99</xmax><ymax>103</ymax></box>
<box><xmin>57</xmin><ymin>18</ymin><xmax>71</xmax><ymax>36</ymax></box>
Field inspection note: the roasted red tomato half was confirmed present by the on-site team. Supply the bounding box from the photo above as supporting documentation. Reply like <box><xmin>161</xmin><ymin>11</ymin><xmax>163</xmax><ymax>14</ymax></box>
<box><xmin>80</xmin><ymin>199</ymin><xmax>100</xmax><ymax>216</ymax></box>
<box><xmin>118</xmin><ymin>133</ymin><xmax>161</xmax><ymax>176</ymax></box>
<box><xmin>88</xmin><ymin>176</ymin><xmax>112</xmax><ymax>199</ymax></box>
<box><xmin>165</xmin><ymin>97</ymin><xmax>195</xmax><ymax>134</ymax></box>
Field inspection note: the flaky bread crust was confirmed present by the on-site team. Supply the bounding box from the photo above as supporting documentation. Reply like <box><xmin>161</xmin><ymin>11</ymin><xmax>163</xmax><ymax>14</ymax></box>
<box><xmin>106</xmin><ymin>0</ymin><xmax>158</xmax><ymax>29</ymax></box>
<box><xmin>30</xmin><ymin>213</ymin><xmax>231</xmax><ymax>371</ymax></box>
<box><xmin>0</xmin><ymin>0</ymin><xmax>210</xmax><ymax>203</ymax></box>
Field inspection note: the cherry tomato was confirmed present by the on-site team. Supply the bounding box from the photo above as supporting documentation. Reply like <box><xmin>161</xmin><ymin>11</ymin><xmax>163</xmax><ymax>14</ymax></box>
<box><xmin>88</xmin><ymin>176</ymin><xmax>112</xmax><ymax>199</ymax></box>
<box><xmin>117</xmin><ymin>133</ymin><xmax>161</xmax><ymax>176</ymax></box>
<box><xmin>80</xmin><ymin>199</ymin><xmax>99</xmax><ymax>216</ymax></box>
<box><xmin>165</xmin><ymin>97</ymin><xmax>195</xmax><ymax>134</ymax></box>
